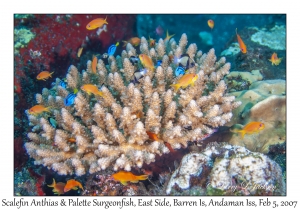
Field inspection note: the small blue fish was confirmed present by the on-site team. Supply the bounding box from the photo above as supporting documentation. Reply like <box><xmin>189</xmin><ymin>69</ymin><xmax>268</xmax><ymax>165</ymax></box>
<box><xmin>49</xmin><ymin>117</ymin><xmax>57</xmax><ymax>128</ymax></box>
<box><xmin>64</xmin><ymin>93</ymin><xmax>76</xmax><ymax>106</ymax></box>
<box><xmin>59</xmin><ymin>80</ymin><xmax>67</xmax><ymax>88</ymax></box>
<box><xmin>107</xmin><ymin>42</ymin><xmax>119</xmax><ymax>56</ymax></box>
<box><xmin>129</xmin><ymin>56</ymin><xmax>139</xmax><ymax>65</ymax></box>
<box><xmin>156</xmin><ymin>60</ymin><xmax>162</xmax><ymax>66</ymax></box>
<box><xmin>175</xmin><ymin>66</ymin><xmax>186</xmax><ymax>77</ymax></box>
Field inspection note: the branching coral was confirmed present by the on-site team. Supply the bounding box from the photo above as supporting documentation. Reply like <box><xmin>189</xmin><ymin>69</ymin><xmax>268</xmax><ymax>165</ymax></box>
<box><xmin>25</xmin><ymin>34</ymin><xmax>240</xmax><ymax>176</ymax></box>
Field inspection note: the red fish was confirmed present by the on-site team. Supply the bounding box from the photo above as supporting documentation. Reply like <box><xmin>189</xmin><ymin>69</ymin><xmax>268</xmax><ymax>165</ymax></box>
<box><xmin>236</xmin><ymin>28</ymin><xmax>247</xmax><ymax>54</ymax></box>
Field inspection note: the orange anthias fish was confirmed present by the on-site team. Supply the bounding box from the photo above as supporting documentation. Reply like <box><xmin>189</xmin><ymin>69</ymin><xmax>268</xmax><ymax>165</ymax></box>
<box><xmin>81</xmin><ymin>84</ymin><xmax>104</xmax><ymax>97</ymax></box>
<box><xmin>132</xmin><ymin>110</ymin><xmax>144</xmax><ymax>119</ymax></box>
<box><xmin>164</xmin><ymin>30</ymin><xmax>175</xmax><ymax>42</ymax></box>
<box><xmin>170</xmin><ymin>73</ymin><xmax>199</xmax><ymax>93</ymax></box>
<box><xmin>28</xmin><ymin>105</ymin><xmax>51</xmax><ymax>115</ymax></box>
<box><xmin>77</xmin><ymin>47</ymin><xmax>83</xmax><ymax>58</ymax></box>
<box><xmin>64</xmin><ymin>179</ymin><xmax>84</xmax><ymax>193</ymax></box>
<box><xmin>148</xmin><ymin>36</ymin><xmax>156</xmax><ymax>47</ymax></box>
<box><xmin>236</xmin><ymin>28</ymin><xmax>247</xmax><ymax>54</ymax></box>
<box><xmin>48</xmin><ymin>178</ymin><xmax>66</xmax><ymax>195</ymax></box>
<box><xmin>86</xmin><ymin>16</ymin><xmax>108</xmax><ymax>30</ymax></box>
<box><xmin>233</xmin><ymin>122</ymin><xmax>265</xmax><ymax>139</ymax></box>
<box><xmin>92</xmin><ymin>55</ymin><xmax>97</xmax><ymax>73</ymax></box>
<box><xmin>37</xmin><ymin>71</ymin><xmax>54</xmax><ymax>81</ymax></box>
<box><xmin>67</xmin><ymin>137</ymin><xmax>76</xmax><ymax>143</ymax></box>
<box><xmin>139</xmin><ymin>54</ymin><xmax>155</xmax><ymax>71</ymax></box>
<box><xmin>146</xmin><ymin>131</ymin><xmax>175</xmax><ymax>153</ymax></box>
<box><xmin>207</xmin><ymin>19</ymin><xmax>214</xmax><ymax>29</ymax></box>
<box><xmin>146</xmin><ymin>131</ymin><xmax>160</xmax><ymax>141</ymax></box>
<box><xmin>122</xmin><ymin>37</ymin><xmax>141</xmax><ymax>47</ymax></box>
<box><xmin>269</xmin><ymin>53</ymin><xmax>282</xmax><ymax>66</ymax></box>
<box><xmin>164</xmin><ymin>142</ymin><xmax>175</xmax><ymax>153</ymax></box>
<box><xmin>112</xmin><ymin>171</ymin><xmax>148</xmax><ymax>186</ymax></box>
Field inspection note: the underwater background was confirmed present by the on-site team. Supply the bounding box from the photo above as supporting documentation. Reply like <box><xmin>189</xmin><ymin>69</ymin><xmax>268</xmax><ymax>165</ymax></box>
<box><xmin>14</xmin><ymin>14</ymin><xmax>286</xmax><ymax>196</ymax></box>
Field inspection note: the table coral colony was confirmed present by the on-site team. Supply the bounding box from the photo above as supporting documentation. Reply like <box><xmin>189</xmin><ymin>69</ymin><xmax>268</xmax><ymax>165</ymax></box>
<box><xmin>25</xmin><ymin>34</ymin><xmax>241</xmax><ymax>176</ymax></box>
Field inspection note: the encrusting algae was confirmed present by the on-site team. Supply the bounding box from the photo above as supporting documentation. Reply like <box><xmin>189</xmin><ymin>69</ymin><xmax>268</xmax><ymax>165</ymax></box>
<box><xmin>25</xmin><ymin>34</ymin><xmax>241</xmax><ymax>176</ymax></box>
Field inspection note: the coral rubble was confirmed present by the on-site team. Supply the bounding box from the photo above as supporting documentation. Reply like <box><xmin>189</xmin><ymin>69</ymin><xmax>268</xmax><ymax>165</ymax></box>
<box><xmin>25</xmin><ymin>34</ymin><xmax>240</xmax><ymax>176</ymax></box>
<box><xmin>166</xmin><ymin>143</ymin><xmax>285</xmax><ymax>195</ymax></box>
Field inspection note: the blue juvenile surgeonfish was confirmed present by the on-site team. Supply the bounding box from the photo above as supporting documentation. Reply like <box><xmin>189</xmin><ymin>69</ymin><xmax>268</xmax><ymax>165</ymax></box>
<box><xmin>175</xmin><ymin>66</ymin><xmax>186</xmax><ymax>77</ymax></box>
<box><xmin>59</xmin><ymin>80</ymin><xmax>67</xmax><ymax>89</ymax></box>
<box><xmin>64</xmin><ymin>93</ymin><xmax>76</xmax><ymax>106</ymax></box>
<box><xmin>108</xmin><ymin>42</ymin><xmax>119</xmax><ymax>56</ymax></box>
<box><xmin>156</xmin><ymin>60</ymin><xmax>162</xmax><ymax>67</ymax></box>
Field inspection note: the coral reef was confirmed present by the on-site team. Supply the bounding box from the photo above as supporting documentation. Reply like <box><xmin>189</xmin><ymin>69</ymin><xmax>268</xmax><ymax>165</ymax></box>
<box><xmin>221</xmin><ymin>43</ymin><xmax>241</xmax><ymax>57</ymax></box>
<box><xmin>136</xmin><ymin>15</ymin><xmax>285</xmax><ymax>55</ymax></box>
<box><xmin>25</xmin><ymin>33</ymin><xmax>240</xmax><ymax>176</ymax></box>
<box><xmin>166</xmin><ymin>143</ymin><xmax>285</xmax><ymax>195</ymax></box>
<box><xmin>206</xmin><ymin>80</ymin><xmax>286</xmax><ymax>154</ymax></box>
<box><xmin>251</xmin><ymin>25</ymin><xmax>286</xmax><ymax>50</ymax></box>
<box><xmin>228</xmin><ymin>79</ymin><xmax>285</xmax><ymax>125</ymax></box>
<box><xmin>14</xmin><ymin>167</ymin><xmax>45</xmax><ymax>196</ymax></box>
<box><xmin>224</xmin><ymin>70</ymin><xmax>263</xmax><ymax>92</ymax></box>
<box><xmin>14</xmin><ymin>28</ymin><xmax>35</xmax><ymax>54</ymax></box>
<box><xmin>14</xmin><ymin>15</ymin><xmax>137</xmax><ymax>171</ymax></box>
<box><xmin>223</xmin><ymin>26</ymin><xmax>286</xmax><ymax>80</ymax></box>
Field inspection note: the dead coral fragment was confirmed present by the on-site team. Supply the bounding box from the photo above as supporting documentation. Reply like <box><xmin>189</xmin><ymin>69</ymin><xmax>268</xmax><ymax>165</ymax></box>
<box><xmin>25</xmin><ymin>34</ymin><xmax>240</xmax><ymax>176</ymax></box>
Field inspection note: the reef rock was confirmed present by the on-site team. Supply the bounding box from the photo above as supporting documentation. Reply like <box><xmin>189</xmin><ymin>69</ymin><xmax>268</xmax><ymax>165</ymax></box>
<box><xmin>14</xmin><ymin>28</ymin><xmax>35</xmax><ymax>54</ymax></box>
<box><xmin>251</xmin><ymin>25</ymin><xmax>286</xmax><ymax>50</ymax></box>
<box><xmin>166</xmin><ymin>143</ymin><xmax>285</xmax><ymax>195</ymax></box>
<box><xmin>229</xmin><ymin>79</ymin><xmax>285</xmax><ymax>126</ymax></box>
<box><xmin>221</xmin><ymin>42</ymin><xmax>241</xmax><ymax>57</ymax></box>
<box><xmin>224</xmin><ymin>70</ymin><xmax>263</xmax><ymax>92</ymax></box>
<box><xmin>212</xmin><ymin>80</ymin><xmax>286</xmax><ymax>153</ymax></box>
